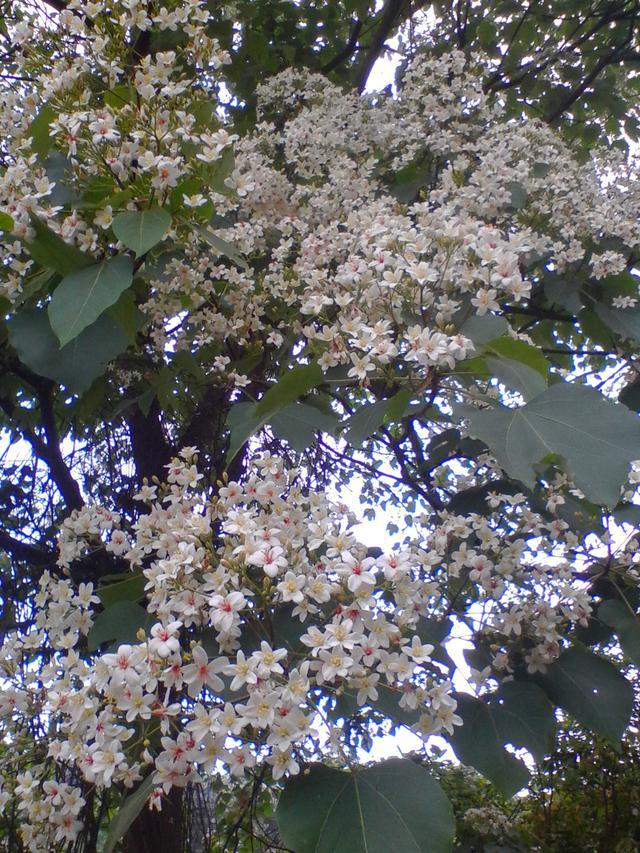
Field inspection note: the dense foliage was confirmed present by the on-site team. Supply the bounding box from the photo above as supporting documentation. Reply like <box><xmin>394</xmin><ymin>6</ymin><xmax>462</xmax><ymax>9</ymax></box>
<box><xmin>1</xmin><ymin>0</ymin><xmax>640</xmax><ymax>850</ymax></box>
<box><xmin>431</xmin><ymin>691</ymin><xmax>640</xmax><ymax>851</ymax></box>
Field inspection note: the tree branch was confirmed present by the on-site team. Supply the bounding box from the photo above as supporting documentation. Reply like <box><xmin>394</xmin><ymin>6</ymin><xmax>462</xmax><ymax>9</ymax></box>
<box><xmin>544</xmin><ymin>45</ymin><xmax>630</xmax><ymax>124</ymax></box>
<box><xmin>0</xmin><ymin>388</ymin><xmax>84</xmax><ymax>512</ymax></box>
<box><xmin>322</xmin><ymin>18</ymin><xmax>364</xmax><ymax>74</ymax></box>
<box><xmin>125</xmin><ymin>398</ymin><xmax>172</xmax><ymax>485</ymax></box>
<box><xmin>356</xmin><ymin>0</ymin><xmax>409</xmax><ymax>93</ymax></box>
<box><xmin>36</xmin><ymin>383</ymin><xmax>84</xmax><ymax>511</ymax></box>
<box><xmin>38</xmin><ymin>0</ymin><xmax>67</xmax><ymax>10</ymax></box>
<box><xmin>0</xmin><ymin>529</ymin><xmax>53</xmax><ymax>566</ymax></box>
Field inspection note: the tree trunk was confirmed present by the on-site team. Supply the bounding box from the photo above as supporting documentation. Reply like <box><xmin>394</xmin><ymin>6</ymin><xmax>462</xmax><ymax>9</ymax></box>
<box><xmin>122</xmin><ymin>788</ymin><xmax>184</xmax><ymax>853</ymax></box>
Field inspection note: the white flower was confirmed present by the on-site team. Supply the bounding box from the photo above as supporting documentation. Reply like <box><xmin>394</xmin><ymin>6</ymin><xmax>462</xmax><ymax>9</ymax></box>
<box><xmin>182</xmin><ymin>646</ymin><xmax>227</xmax><ymax>697</ymax></box>
<box><xmin>210</xmin><ymin>591</ymin><xmax>246</xmax><ymax>632</ymax></box>
<box><xmin>149</xmin><ymin>622</ymin><xmax>182</xmax><ymax>659</ymax></box>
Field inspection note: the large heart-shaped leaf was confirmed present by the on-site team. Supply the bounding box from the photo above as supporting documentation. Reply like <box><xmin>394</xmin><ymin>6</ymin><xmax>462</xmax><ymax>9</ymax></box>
<box><xmin>595</xmin><ymin>302</ymin><xmax>640</xmax><ymax>344</ymax></box>
<box><xmin>485</xmin><ymin>336</ymin><xmax>550</xmax><ymax>379</ymax></box>
<box><xmin>460</xmin><ymin>313</ymin><xmax>509</xmax><ymax>345</ymax></box>
<box><xmin>48</xmin><ymin>255</ymin><xmax>133</xmax><ymax>346</ymax></box>
<box><xmin>28</xmin><ymin>103</ymin><xmax>55</xmax><ymax>159</ymax></box>
<box><xmin>598</xmin><ymin>600</ymin><xmax>640</xmax><ymax>666</ymax></box>
<box><xmin>344</xmin><ymin>399</ymin><xmax>389</xmax><ymax>447</ymax></box>
<box><xmin>255</xmin><ymin>363</ymin><xmax>324</xmax><ymax>420</ymax></box>
<box><xmin>196</xmin><ymin>225</ymin><xmax>248</xmax><ymax>269</ymax></box>
<box><xmin>485</xmin><ymin>355</ymin><xmax>547</xmax><ymax>400</ymax></box>
<box><xmin>276</xmin><ymin>758</ymin><xmax>454</xmax><ymax>853</ymax></box>
<box><xmin>541</xmin><ymin>646</ymin><xmax>633</xmax><ymax>745</ymax></box>
<box><xmin>463</xmin><ymin>382</ymin><xmax>640</xmax><ymax>506</ymax></box>
<box><xmin>450</xmin><ymin>693</ymin><xmax>530</xmax><ymax>796</ymax></box>
<box><xmin>484</xmin><ymin>336</ymin><xmax>550</xmax><ymax>400</ymax></box>
<box><xmin>96</xmin><ymin>571</ymin><xmax>146</xmax><ymax>609</ymax></box>
<box><xmin>9</xmin><ymin>306</ymin><xmax>130</xmax><ymax>394</ymax></box>
<box><xmin>112</xmin><ymin>208</ymin><xmax>172</xmax><ymax>258</ymax></box>
<box><xmin>26</xmin><ymin>214</ymin><xmax>92</xmax><ymax>276</ymax></box>
<box><xmin>87</xmin><ymin>600</ymin><xmax>151</xmax><ymax>652</ymax></box>
<box><xmin>492</xmin><ymin>681</ymin><xmax>556</xmax><ymax>762</ymax></box>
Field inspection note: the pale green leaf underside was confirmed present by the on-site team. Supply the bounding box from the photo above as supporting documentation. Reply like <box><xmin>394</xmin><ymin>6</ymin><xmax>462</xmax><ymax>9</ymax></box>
<box><xmin>463</xmin><ymin>382</ymin><xmax>640</xmax><ymax>506</ymax></box>
<box><xmin>48</xmin><ymin>255</ymin><xmax>133</xmax><ymax>346</ymax></box>
<box><xmin>112</xmin><ymin>208</ymin><xmax>171</xmax><ymax>258</ymax></box>
<box><xmin>276</xmin><ymin>759</ymin><xmax>454</xmax><ymax>853</ymax></box>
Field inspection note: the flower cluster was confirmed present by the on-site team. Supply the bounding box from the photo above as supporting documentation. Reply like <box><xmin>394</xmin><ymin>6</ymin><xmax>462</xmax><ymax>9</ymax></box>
<box><xmin>3</xmin><ymin>446</ymin><xmax>637</xmax><ymax>847</ymax></box>
<box><xmin>1</xmin><ymin>0</ymin><xmax>640</xmax><ymax>846</ymax></box>
<box><xmin>2</xmin><ymin>3</ymin><xmax>639</xmax><ymax>399</ymax></box>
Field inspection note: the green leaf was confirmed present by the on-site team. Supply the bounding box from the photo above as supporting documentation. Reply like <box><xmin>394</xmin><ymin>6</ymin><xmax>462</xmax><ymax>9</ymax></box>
<box><xmin>170</xmin><ymin>177</ymin><xmax>213</xmax><ymax>217</ymax></box>
<box><xmin>270</xmin><ymin>401</ymin><xmax>339</xmax><ymax>451</ymax></box>
<box><xmin>106</xmin><ymin>289</ymin><xmax>142</xmax><ymax>343</ymax></box>
<box><xmin>454</xmin><ymin>355</ymin><xmax>489</xmax><ymax>378</ymax></box>
<box><xmin>225</xmin><ymin>402</ymin><xmax>261</xmax><ymax>465</ymax></box>
<box><xmin>102</xmin><ymin>774</ymin><xmax>155</xmax><ymax>853</ymax></box>
<box><xmin>595</xmin><ymin>302</ymin><xmax>640</xmax><ymax>344</ymax></box>
<box><xmin>12</xmin><ymin>268</ymin><xmax>56</xmax><ymax>307</ymax></box>
<box><xmin>485</xmin><ymin>356</ymin><xmax>547</xmax><ymax>400</ymax></box>
<box><xmin>87</xmin><ymin>600</ymin><xmax>151</xmax><ymax>652</ymax></box>
<box><xmin>451</xmin><ymin>694</ymin><xmax>531</xmax><ymax>796</ymax></box>
<box><xmin>411</xmin><ymin>616</ymin><xmax>453</xmax><ymax>668</ymax></box>
<box><xmin>271</xmin><ymin>605</ymin><xmax>307</xmax><ymax>654</ymax></box>
<box><xmin>543</xmin><ymin>270</ymin><xmax>583</xmax><ymax>313</ymax></box>
<box><xmin>42</xmin><ymin>151</ymin><xmax>81</xmax><ymax>208</ymax></box>
<box><xmin>462</xmin><ymin>382</ymin><xmax>640</xmax><ymax>506</ymax></box>
<box><xmin>578</xmin><ymin>307</ymin><xmax>614</xmax><ymax>348</ymax></box>
<box><xmin>384</xmin><ymin>388</ymin><xmax>412</xmax><ymax>422</ymax></box>
<box><xmin>599</xmin><ymin>600</ymin><xmax>640</xmax><ymax>666</ymax></box>
<box><xmin>96</xmin><ymin>572</ymin><xmax>146</xmax><ymax>608</ymax></box>
<box><xmin>447</xmin><ymin>479</ymin><xmax>521</xmax><ymax>516</ymax></box>
<box><xmin>207</xmin><ymin>146</ymin><xmax>235</xmax><ymax>193</ymax></box>
<box><xmin>424</xmin><ymin>429</ymin><xmax>484</xmax><ymax>469</ymax></box>
<box><xmin>226</xmin><ymin>364</ymin><xmax>325</xmax><ymax>464</ymax></box>
<box><xmin>507</xmin><ymin>181</ymin><xmax>527</xmax><ymax>209</ymax></box>
<box><xmin>542</xmin><ymin>646</ymin><xmax>633</xmax><ymax>745</ymax></box>
<box><xmin>9</xmin><ymin>307</ymin><xmax>130</xmax><ymax>394</ymax></box>
<box><xmin>370</xmin><ymin>684</ymin><xmax>421</xmax><ymax>726</ymax></box>
<box><xmin>612</xmin><ymin>502</ymin><xmax>640</xmax><ymax>528</ymax></box>
<box><xmin>553</xmin><ymin>490</ymin><xmax>603</xmax><ymax>535</ymax></box>
<box><xmin>460</xmin><ymin>313</ymin><xmax>509</xmax><ymax>345</ymax></box>
<box><xmin>619</xmin><ymin>378</ymin><xmax>640</xmax><ymax>412</ymax></box>
<box><xmin>256</xmin><ymin>363</ymin><xmax>324</xmax><ymax>420</ymax></box>
<box><xmin>103</xmin><ymin>84</ymin><xmax>136</xmax><ymax>109</ymax></box>
<box><xmin>28</xmin><ymin>104</ymin><xmax>55</xmax><ymax>159</ymax></box>
<box><xmin>196</xmin><ymin>226</ymin><xmax>248</xmax><ymax>270</ymax></box>
<box><xmin>276</xmin><ymin>758</ymin><xmax>455</xmax><ymax>853</ymax></box>
<box><xmin>389</xmin><ymin>163</ymin><xmax>432</xmax><ymax>202</ymax></box>
<box><xmin>485</xmin><ymin>337</ymin><xmax>550</xmax><ymax>379</ymax></box>
<box><xmin>492</xmin><ymin>682</ymin><xmax>556</xmax><ymax>762</ymax></box>
<box><xmin>25</xmin><ymin>214</ymin><xmax>93</xmax><ymax>276</ymax></box>
<box><xmin>477</xmin><ymin>19</ymin><xmax>497</xmax><ymax>50</ymax></box>
<box><xmin>0</xmin><ymin>212</ymin><xmax>14</xmax><ymax>232</ymax></box>
<box><xmin>48</xmin><ymin>255</ymin><xmax>133</xmax><ymax>346</ymax></box>
<box><xmin>81</xmin><ymin>176</ymin><xmax>117</xmax><ymax>207</ymax></box>
<box><xmin>112</xmin><ymin>209</ymin><xmax>172</xmax><ymax>258</ymax></box>
<box><xmin>344</xmin><ymin>399</ymin><xmax>388</xmax><ymax>447</ymax></box>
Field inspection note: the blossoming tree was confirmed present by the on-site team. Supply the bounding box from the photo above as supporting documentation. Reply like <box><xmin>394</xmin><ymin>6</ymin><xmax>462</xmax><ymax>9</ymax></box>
<box><xmin>1</xmin><ymin>0</ymin><xmax>640</xmax><ymax>850</ymax></box>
